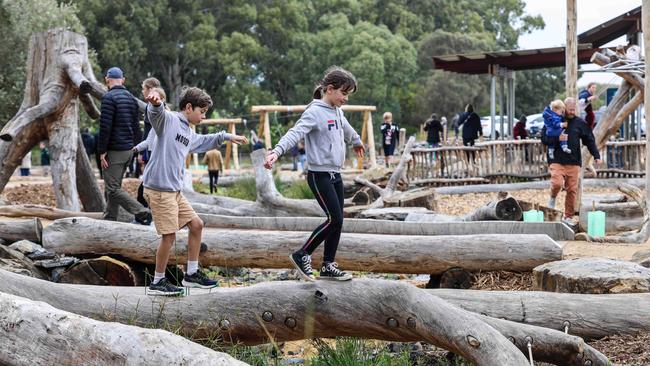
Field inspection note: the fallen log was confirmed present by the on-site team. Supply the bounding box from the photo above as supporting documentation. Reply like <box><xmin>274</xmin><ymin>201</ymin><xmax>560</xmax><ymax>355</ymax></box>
<box><xmin>432</xmin><ymin>289</ymin><xmax>650</xmax><ymax>340</ymax></box>
<box><xmin>185</xmin><ymin>149</ymin><xmax>322</xmax><ymax>217</ymax></box>
<box><xmin>434</xmin><ymin>178</ymin><xmax>645</xmax><ymax>195</ymax></box>
<box><xmin>0</xmin><ymin>245</ymin><xmax>48</xmax><ymax>280</ymax></box>
<box><xmin>0</xmin><ymin>204</ymin><xmax>102</xmax><ymax>220</ymax></box>
<box><xmin>0</xmin><ymin>291</ymin><xmax>247</xmax><ymax>366</ymax></box>
<box><xmin>407</xmin><ymin>192</ymin><xmax>522</xmax><ymax>222</ymax></box>
<box><xmin>585</xmin><ymin>184</ymin><xmax>649</xmax><ymax>243</ymax></box>
<box><xmin>578</xmin><ymin>201</ymin><xmax>643</xmax><ymax>232</ymax></box>
<box><xmin>354</xmin><ymin>136</ymin><xmax>421</xmax><ymax>209</ymax></box>
<box><xmin>197</xmin><ymin>214</ymin><xmax>575</xmax><ymax>240</ymax></box>
<box><xmin>0</xmin><ymin>269</ymin><xmax>608</xmax><ymax>366</ymax></box>
<box><xmin>0</xmin><ymin>218</ymin><xmax>42</xmax><ymax>243</ymax></box>
<box><xmin>43</xmin><ymin>217</ymin><xmax>563</xmax><ymax>274</ymax></box>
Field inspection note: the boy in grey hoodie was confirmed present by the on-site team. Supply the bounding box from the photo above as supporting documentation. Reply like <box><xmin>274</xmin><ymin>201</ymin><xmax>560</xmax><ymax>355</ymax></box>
<box><xmin>265</xmin><ymin>66</ymin><xmax>365</xmax><ymax>281</ymax></box>
<box><xmin>144</xmin><ymin>87</ymin><xmax>248</xmax><ymax>296</ymax></box>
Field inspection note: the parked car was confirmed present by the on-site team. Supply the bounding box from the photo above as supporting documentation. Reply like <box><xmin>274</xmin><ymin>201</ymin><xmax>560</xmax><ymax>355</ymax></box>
<box><xmin>479</xmin><ymin>115</ymin><xmax>511</xmax><ymax>139</ymax></box>
<box><xmin>525</xmin><ymin>113</ymin><xmax>544</xmax><ymax>138</ymax></box>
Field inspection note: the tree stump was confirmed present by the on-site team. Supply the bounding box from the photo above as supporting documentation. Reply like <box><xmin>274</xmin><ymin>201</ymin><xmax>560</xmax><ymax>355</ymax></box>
<box><xmin>0</xmin><ymin>28</ymin><xmax>105</xmax><ymax>211</ymax></box>
<box><xmin>533</xmin><ymin>257</ymin><xmax>650</xmax><ymax>294</ymax></box>
<box><xmin>60</xmin><ymin>256</ymin><xmax>137</xmax><ymax>286</ymax></box>
<box><xmin>0</xmin><ymin>218</ymin><xmax>42</xmax><ymax>243</ymax></box>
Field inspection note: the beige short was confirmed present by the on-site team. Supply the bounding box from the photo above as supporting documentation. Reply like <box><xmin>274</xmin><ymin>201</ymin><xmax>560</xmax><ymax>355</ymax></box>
<box><xmin>143</xmin><ymin>188</ymin><xmax>198</xmax><ymax>235</ymax></box>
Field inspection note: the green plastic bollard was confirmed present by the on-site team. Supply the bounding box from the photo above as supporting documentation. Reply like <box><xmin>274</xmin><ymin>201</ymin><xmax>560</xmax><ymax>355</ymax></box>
<box><xmin>588</xmin><ymin>210</ymin><xmax>606</xmax><ymax>238</ymax></box>
<box><xmin>523</xmin><ymin>210</ymin><xmax>544</xmax><ymax>222</ymax></box>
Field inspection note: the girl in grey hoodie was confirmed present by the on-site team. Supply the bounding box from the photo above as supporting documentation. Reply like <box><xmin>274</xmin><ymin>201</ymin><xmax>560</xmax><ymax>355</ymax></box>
<box><xmin>264</xmin><ymin>66</ymin><xmax>365</xmax><ymax>281</ymax></box>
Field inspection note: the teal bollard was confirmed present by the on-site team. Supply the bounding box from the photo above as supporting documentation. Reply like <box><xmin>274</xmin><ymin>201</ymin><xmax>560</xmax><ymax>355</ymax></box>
<box><xmin>587</xmin><ymin>210</ymin><xmax>606</xmax><ymax>238</ymax></box>
<box><xmin>523</xmin><ymin>210</ymin><xmax>544</xmax><ymax>222</ymax></box>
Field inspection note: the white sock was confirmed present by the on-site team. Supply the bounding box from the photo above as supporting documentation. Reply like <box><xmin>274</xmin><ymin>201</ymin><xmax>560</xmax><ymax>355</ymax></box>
<box><xmin>187</xmin><ymin>261</ymin><xmax>199</xmax><ymax>275</ymax></box>
<box><xmin>153</xmin><ymin>272</ymin><xmax>165</xmax><ymax>284</ymax></box>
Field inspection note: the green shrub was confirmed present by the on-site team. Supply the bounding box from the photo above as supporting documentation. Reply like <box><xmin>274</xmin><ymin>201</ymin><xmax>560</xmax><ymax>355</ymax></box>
<box><xmin>308</xmin><ymin>338</ymin><xmax>412</xmax><ymax>366</ymax></box>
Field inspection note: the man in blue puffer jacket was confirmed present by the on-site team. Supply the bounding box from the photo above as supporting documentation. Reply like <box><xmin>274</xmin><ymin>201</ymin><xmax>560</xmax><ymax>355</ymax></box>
<box><xmin>98</xmin><ymin>67</ymin><xmax>151</xmax><ymax>224</ymax></box>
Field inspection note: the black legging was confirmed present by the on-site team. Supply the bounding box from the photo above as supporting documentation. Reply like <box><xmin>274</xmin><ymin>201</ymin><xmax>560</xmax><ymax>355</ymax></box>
<box><xmin>208</xmin><ymin>170</ymin><xmax>220</xmax><ymax>193</ymax></box>
<box><xmin>301</xmin><ymin>171</ymin><xmax>344</xmax><ymax>263</ymax></box>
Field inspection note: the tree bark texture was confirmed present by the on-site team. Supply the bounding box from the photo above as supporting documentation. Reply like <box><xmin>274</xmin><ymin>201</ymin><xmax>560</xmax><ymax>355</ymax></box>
<box><xmin>0</xmin><ymin>291</ymin><xmax>248</xmax><ymax>366</ymax></box>
<box><xmin>0</xmin><ymin>218</ymin><xmax>42</xmax><ymax>243</ymax></box>
<box><xmin>42</xmin><ymin>217</ymin><xmax>563</xmax><ymax>274</ymax></box>
<box><xmin>432</xmin><ymin>288</ymin><xmax>650</xmax><ymax>340</ymax></box>
<box><xmin>0</xmin><ymin>29</ymin><xmax>107</xmax><ymax>211</ymax></box>
<box><xmin>6</xmin><ymin>268</ymin><xmax>614</xmax><ymax>366</ymax></box>
<box><xmin>198</xmin><ymin>213</ymin><xmax>575</xmax><ymax>241</ymax></box>
<box><xmin>0</xmin><ymin>204</ymin><xmax>102</xmax><ymax>220</ymax></box>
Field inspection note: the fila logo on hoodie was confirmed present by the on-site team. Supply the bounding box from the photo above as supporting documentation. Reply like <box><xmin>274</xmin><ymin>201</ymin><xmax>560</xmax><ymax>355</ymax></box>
<box><xmin>327</xmin><ymin>119</ymin><xmax>339</xmax><ymax>131</ymax></box>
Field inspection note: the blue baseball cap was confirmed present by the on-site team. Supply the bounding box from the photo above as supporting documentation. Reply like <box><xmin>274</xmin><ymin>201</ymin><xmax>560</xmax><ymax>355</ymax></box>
<box><xmin>106</xmin><ymin>67</ymin><xmax>124</xmax><ymax>79</ymax></box>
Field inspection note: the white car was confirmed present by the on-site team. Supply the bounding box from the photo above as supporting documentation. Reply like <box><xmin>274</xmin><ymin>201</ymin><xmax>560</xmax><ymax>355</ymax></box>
<box><xmin>525</xmin><ymin>113</ymin><xmax>544</xmax><ymax>137</ymax></box>
<box><xmin>480</xmin><ymin>115</ymin><xmax>511</xmax><ymax>139</ymax></box>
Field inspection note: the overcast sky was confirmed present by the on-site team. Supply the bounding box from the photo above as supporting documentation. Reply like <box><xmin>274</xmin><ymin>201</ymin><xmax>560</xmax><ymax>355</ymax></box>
<box><xmin>518</xmin><ymin>0</ymin><xmax>641</xmax><ymax>86</ymax></box>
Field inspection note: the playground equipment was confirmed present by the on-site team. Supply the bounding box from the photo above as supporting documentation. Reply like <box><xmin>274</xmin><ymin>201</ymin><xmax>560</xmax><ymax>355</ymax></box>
<box><xmin>251</xmin><ymin>104</ymin><xmax>377</xmax><ymax>169</ymax></box>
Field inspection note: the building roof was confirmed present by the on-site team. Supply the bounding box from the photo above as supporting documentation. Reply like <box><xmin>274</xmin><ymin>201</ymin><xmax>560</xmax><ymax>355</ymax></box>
<box><xmin>431</xmin><ymin>6</ymin><xmax>641</xmax><ymax>75</ymax></box>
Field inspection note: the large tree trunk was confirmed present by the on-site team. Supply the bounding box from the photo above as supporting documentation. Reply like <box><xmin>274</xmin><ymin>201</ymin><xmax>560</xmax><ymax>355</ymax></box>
<box><xmin>0</xmin><ymin>218</ymin><xmax>42</xmax><ymax>243</ymax></box>
<box><xmin>75</xmin><ymin>134</ymin><xmax>105</xmax><ymax>212</ymax></box>
<box><xmin>432</xmin><ymin>289</ymin><xmax>650</xmax><ymax>340</ymax></box>
<box><xmin>185</xmin><ymin>149</ymin><xmax>323</xmax><ymax>217</ymax></box>
<box><xmin>42</xmin><ymin>217</ymin><xmax>562</xmax><ymax>274</ymax></box>
<box><xmin>0</xmin><ymin>28</ymin><xmax>105</xmax><ymax>211</ymax></box>
<box><xmin>198</xmin><ymin>213</ymin><xmax>575</xmax><ymax>240</ymax></box>
<box><xmin>0</xmin><ymin>268</ymin><xmax>612</xmax><ymax>366</ymax></box>
<box><xmin>0</xmin><ymin>291</ymin><xmax>247</xmax><ymax>366</ymax></box>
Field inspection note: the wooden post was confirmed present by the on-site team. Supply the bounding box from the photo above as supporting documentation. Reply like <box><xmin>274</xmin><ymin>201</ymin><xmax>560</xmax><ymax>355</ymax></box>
<box><xmin>224</xmin><ymin>128</ymin><xmax>232</xmax><ymax>170</ymax></box>
<box><xmin>358</xmin><ymin>111</ymin><xmax>368</xmax><ymax>169</ymax></box>
<box><xmin>565</xmin><ymin>0</ymin><xmax>578</xmax><ymax>99</ymax></box>
<box><xmin>366</xmin><ymin>112</ymin><xmax>377</xmax><ymax>168</ymax></box>
<box><xmin>257</xmin><ymin>111</ymin><xmax>266</xmax><ymax>146</ymax></box>
<box><xmin>263</xmin><ymin>111</ymin><xmax>272</xmax><ymax>150</ymax></box>
<box><xmin>641</xmin><ymin>0</ymin><xmax>650</xmax><ymax>216</ymax></box>
<box><xmin>230</xmin><ymin>122</ymin><xmax>239</xmax><ymax>170</ymax></box>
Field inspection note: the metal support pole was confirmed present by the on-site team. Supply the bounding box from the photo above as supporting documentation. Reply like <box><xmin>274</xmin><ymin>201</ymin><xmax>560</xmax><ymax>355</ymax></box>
<box><xmin>499</xmin><ymin>74</ymin><xmax>505</xmax><ymax>140</ymax></box>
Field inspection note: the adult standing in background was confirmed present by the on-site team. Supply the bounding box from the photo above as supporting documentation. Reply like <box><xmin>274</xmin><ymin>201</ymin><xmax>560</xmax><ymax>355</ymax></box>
<box><xmin>578</xmin><ymin>82</ymin><xmax>597</xmax><ymax>130</ymax></box>
<box><xmin>380</xmin><ymin>111</ymin><xmax>399</xmax><ymax>166</ymax></box>
<box><xmin>513</xmin><ymin>115</ymin><xmax>528</xmax><ymax>140</ymax></box>
<box><xmin>423</xmin><ymin>113</ymin><xmax>443</xmax><ymax>147</ymax></box>
<box><xmin>457</xmin><ymin>104</ymin><xmax>482</xmax><ymax>161</ymax></box>
<box><xmin>97</xmin><ymin>66</ymin><xmax>151</xmax><ymax>224</ymax></box>
<box><xmin>202</xmin><ymin>148</ymin><xmax>223</xmax><ymax>194</ymax></box>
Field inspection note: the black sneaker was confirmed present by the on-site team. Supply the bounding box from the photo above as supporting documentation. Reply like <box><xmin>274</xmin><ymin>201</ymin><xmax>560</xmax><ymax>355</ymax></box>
<box><xmin>148</xmin><ymin>278</ymin><xmax>184</xmax><ymax>296</ymax></box>
<box><xmin>319</xmin><ymin>262</ymin><xmax>352</xmax><ymax>281</ymax></box>
<box><xmin>135</xmin><ymin>211</ymin><xmax>152</xmax><ymax>226</ymax></box>
<box><xmin>289</xmin><ymin>251</ymin><xmax>316</xmax><ymax>282</ymax></box>
<box><xmin>182</xmin><ymin>269</ymin><xmax>218</xmax><ymax>289</ymax></box>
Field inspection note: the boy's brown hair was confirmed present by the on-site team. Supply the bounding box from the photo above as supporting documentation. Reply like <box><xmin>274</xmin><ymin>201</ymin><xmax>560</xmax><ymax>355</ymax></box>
<box><xmin>143</xmin><ymin>77</ymin><xmax>161</xmax><ymax>89</ymax></box>
<box><xmin>178</xmin><ymin>87</ymin><xmax>213</xmax><ymax>110</ymax></box>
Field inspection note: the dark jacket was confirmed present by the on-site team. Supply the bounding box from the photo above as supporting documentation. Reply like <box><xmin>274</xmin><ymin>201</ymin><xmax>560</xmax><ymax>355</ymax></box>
<box><xmin>97</xmin><ymin>86</ymin><xmax>142</xmax><ymax>154</ymax></box>
<box><xmin>81</xmin><ymin>132</ymin><xmax>95</xmax><ymax>155</ymax></box>
<box><xmin>424</xmin><ymin>118</ymin><xmax>443</xmax><ymax>144</ymax></box>
<box><xmin>513</xmin><ymin>121</ymin><xmax>527</xmax><ymax>140</ymax></box>
<box><xmin>541</xmin><ymin>115</ymin><xmax>600</xmax><ymax>166</ymax></box>
<box><xmin>380</xmin><ymin>122</ymin><xmax>399</xmax><ymax>147</ymax></box>
<box><xmin>458</xmin><ymin>112</ymin><xmax>482</xmax><ymax>140</ymax></box>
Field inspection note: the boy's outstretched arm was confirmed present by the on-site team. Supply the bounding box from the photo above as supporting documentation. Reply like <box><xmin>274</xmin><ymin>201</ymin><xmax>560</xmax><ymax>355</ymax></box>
<box><xmin>145</xmin><ymin>92</ymin><xmax>170</xmax><ymax>136</ymax></box>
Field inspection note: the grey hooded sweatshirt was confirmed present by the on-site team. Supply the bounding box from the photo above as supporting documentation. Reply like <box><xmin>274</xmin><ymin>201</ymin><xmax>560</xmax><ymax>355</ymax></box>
<box><xmin>143</xmin><ymin>103</ymin><xmax>232</xmax><ymax>192</ymax></box>
<box><xmin>272</xmin><ymin>99</ymin><xmax>361</xmax><ymax>173</ymax></box>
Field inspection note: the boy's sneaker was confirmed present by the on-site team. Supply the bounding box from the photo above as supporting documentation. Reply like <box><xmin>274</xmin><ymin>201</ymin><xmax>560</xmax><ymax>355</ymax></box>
<box><xmin>562</xmin><ymin>147</ymin><xmax>572</xmax><ymax>154</ymax></box>
<box><xmin>182</xmin><ymin>269</ymin><xmax>218</xmax><ymax>289</ymax></box>
<box><xmin>548</xmin><ymin>148</ymin><xmax>555</xmax><ymax>160</ymax></box>
<box><xmin>148</xmin><ymin>278</ymin><xmax>184</xmax><ymax>296</ymax></box>
<box><xmin>319</xmin><ymin>262</ymin><xmax>352</xmax><ymax>281</ymax></box>
<box><xmin>289</xmin><ymin>251</ymin><xmax>316</xmax><ymax>282</ymax></box>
